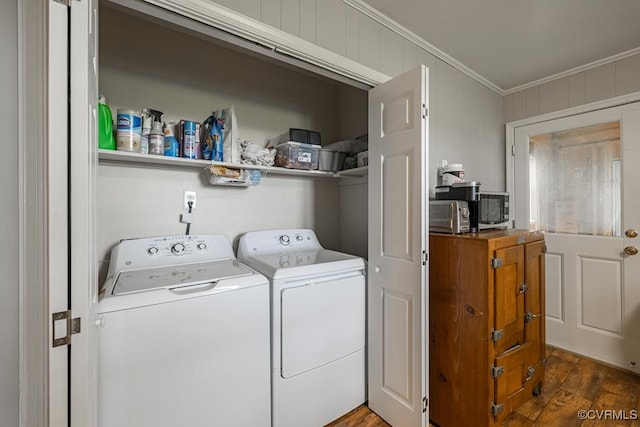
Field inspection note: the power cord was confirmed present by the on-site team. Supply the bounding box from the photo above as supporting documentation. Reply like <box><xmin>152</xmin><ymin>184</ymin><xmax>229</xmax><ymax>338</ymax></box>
<box><xmin>181</xmin><ymin>200</ymin><xmax>194</xmax><ymax>235</ymax></box>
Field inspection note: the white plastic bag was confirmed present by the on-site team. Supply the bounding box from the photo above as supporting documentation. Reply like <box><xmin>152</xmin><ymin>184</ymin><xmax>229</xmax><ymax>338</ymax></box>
<box><xmin>213</xmin><ymin>105</ymin><xmax>240</xmax><ymax>163</ymax></box>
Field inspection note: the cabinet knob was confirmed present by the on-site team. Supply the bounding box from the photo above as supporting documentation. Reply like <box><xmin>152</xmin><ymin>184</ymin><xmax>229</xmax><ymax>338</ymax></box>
<box><xmin>624</xmin><ymin>246</ymin><xmax>639</xmax><ymax>256</ymax></box>
<box><xmin>626</xmin><ymin>229</ymin><xmax>638</xmax><ymax>238</ymax></box>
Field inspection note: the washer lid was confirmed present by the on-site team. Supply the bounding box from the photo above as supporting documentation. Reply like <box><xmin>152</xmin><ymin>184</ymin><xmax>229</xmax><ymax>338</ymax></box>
<box><xmin>240</xmin><ymin>249</ymin><xmax>364</xmax><ymax>280</ymax></box>
<box><xmin>112</xmin><ymin>259</ymin><xmax>253</xmax><ymax>296</ymax></box>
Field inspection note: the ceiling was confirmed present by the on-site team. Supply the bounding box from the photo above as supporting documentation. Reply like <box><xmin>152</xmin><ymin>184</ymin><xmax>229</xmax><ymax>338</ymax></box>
<box><xmin>360</xmin><ymin>0</ymin><xmax>640</xmax><ymax>93</ymax></box>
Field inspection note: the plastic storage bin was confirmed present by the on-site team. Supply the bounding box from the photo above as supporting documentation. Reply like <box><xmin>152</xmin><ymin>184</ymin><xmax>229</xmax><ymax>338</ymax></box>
<box><xmin>268</xmin><ymin>128</ymin><xmax>321</xmax><ymax>147</ymax></box>
<box><xmin>275</xmin><ymin>142</ymin><xmax>320</xmax><ymax>170</ymax></box>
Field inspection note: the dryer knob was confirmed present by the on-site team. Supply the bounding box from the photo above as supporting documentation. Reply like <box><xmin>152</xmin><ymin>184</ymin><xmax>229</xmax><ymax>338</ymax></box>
<box><xmin>279</xmin><ymin>235</ymin><xmax>290</xmax><ymax>246</ymax></box>
<box><xmin>147</xmin><ymin>246</ymin><xmax>159</xmax><ymax>256</ymax></box>
<box><xmin>171</xmin><ymin>243</ymin><xmax>186</xmax><ymax>255</ymax></box>
<box><xmin>196</xmin><ymin>243</ymin><xmax>207</xmax><ymax>251</ymax></box>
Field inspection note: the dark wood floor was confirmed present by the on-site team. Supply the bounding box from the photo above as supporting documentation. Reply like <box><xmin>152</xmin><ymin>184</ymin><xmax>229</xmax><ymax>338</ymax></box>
<box><xmin>327</xmin><ymin>347</ymin><xmax>640</xmax><ymax>427</ymax></box>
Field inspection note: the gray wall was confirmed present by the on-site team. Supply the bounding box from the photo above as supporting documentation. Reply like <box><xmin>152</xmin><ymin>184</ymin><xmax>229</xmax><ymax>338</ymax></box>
<box><xmin>1</xmin><ymin>0</ymin><xmax>20</xmax><ymax>425</ymax></box>
<box><xmin>213</xmin><ymin>0</ymin><xmax>506</xmax><ymax>193</ymax></box>
<box><xmin>503</xmin><ymin>53</ymin><xmax>640</xmax><ymax>122</ymax></box>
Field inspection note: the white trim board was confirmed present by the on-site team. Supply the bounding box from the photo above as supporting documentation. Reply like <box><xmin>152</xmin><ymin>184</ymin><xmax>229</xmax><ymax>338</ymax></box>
<box><xmin>106</xmin><ymin>0</ymin><xmax>389</xmax><ymax>89</ymax></box>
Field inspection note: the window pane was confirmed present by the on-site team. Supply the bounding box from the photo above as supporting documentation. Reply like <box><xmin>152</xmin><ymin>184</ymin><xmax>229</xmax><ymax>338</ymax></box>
<box><xmin>529</xmin><ymin>121</ymin><xmax>621</xmax><ymax>236</ymax></box>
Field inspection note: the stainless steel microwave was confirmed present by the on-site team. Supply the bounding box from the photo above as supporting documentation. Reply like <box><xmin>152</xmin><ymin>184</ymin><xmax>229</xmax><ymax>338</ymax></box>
<box><xmin>477</xmin><ymin>191</ymin><xmax>510</xmax><ymax>230</ymax></box>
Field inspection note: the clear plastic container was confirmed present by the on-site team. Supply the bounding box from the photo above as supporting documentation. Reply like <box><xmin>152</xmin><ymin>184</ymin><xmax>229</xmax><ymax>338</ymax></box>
<box><xmin>274</xmin><ymin>142</ymin><xmax>320</xmax><ymax>170</ymax></box>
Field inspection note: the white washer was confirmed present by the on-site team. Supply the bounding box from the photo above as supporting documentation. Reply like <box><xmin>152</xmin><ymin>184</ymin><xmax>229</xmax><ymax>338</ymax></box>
<box><xmin>237</xmin><ymin>229</ymin><xmax>366</xmax><ymax>427</ymax></box>
<box><xmin>98</xmin><ymin>234</ymin><xmax>270</xmax><ymax>427</ymax></box>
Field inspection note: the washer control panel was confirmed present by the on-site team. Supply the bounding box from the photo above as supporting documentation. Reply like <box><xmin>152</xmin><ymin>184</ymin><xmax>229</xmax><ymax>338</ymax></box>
<box><xmin>144</xmin><ymin>238</ymin><xmax>209</xmax><ymax>258</ymax></box>
<box><xmin>110</xmin><ymin>234</ymin><xmax>235</xmax><ymax>272</ymax></box>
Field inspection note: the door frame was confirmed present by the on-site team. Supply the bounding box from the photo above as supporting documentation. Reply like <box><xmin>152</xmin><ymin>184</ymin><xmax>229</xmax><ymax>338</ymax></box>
<box><xmin>506</xmin><ymin>90</ymin><xmax>640</xmax><ymax>219</ymax></box>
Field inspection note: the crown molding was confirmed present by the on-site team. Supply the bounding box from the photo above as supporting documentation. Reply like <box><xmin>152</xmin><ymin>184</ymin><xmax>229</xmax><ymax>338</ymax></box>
<box><xmin>342</xmin><ymin>0</ymin><xmax>504</xmax><ymax>94</ymax></box>
<box><xmin>502</xmin><ymin>47</ymin><xmax>640</xmax><ymax>95</ymax></box>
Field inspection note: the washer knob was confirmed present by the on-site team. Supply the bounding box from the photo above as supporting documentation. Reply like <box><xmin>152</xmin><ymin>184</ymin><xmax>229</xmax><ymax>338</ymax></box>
<box><xmin>279</xmin><ymin>235</ymin><xmax>290</xmax><ymax>246</ymax></box>
<box><xmin>296</xmin><ymin>235</ymin><xmax>303</xmax><ymax>241</ymax></box>
<box><xmin>147</xmin><ymin>247</ymin><xmax>159</xmax><ymax>256</ymax></box>
<box><xmin>196</xmin><ymin>243</ymin><xmax>207</xmax><ymax>251</ymax></box>
<box><xmin>171</xmin><ymin>243</ymin><xmax>186</xmax><ymax>255</ymax></box>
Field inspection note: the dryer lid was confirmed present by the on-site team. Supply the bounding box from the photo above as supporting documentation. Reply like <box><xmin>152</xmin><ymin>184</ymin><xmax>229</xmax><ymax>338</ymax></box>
<box><xmin>112</xmin><ymin>259</ymin><xmax>253</xmax><ymax>295</ymax></box>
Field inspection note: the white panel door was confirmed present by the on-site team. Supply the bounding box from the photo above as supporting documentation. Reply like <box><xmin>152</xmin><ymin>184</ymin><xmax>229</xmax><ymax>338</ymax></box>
<box><xmin>368</xmin><ymin>65</ymin><xmax>429</xmax><ymax>427</ymax></box>
<box><xmin>512</xmin><ymin>102</ymin><xmax>640</xmax><ymax>372</ymax></box>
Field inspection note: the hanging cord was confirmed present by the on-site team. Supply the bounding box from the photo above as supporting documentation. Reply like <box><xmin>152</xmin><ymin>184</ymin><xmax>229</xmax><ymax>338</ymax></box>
<box><xmin>185</xmin><ymin>200</ymin><xmax>193</xmax><ymax>235</ymax></box>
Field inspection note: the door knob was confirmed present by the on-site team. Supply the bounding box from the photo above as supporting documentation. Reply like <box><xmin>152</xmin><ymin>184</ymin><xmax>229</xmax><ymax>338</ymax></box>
<box><xmin>626</xmin><ymin>229</ymin><xmax>638</xmax><ymax>238</ymax></box>
<box><xmin>624</xmin><ymin>246</ymin><xmax>639</xmax><ymax>256</ymax></box>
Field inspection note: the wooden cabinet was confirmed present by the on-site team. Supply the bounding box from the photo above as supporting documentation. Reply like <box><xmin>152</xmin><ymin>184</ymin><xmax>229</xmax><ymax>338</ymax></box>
<box><xmin>429</xmin><ymin>229</ymin><xmax>545</xmax><ymax>426</ymax></box>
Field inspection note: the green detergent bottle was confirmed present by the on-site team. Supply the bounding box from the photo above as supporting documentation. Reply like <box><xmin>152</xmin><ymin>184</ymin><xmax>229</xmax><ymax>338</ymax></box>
<box><xmin>98</xmin><ymin>95</ymin><xmax>116</xmax><ymax>150</ymax></box>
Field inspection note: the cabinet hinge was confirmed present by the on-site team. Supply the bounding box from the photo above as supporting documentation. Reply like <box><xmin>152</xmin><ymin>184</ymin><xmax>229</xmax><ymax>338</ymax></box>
<box><xmin>490</xmin><ymin>365</ymin><xmax>505</xmax><ymax>378</ymax></box>
<box><xmin>490</xmin><ymin>328</ymin><xmax>504</xmax><ymax>342</ymax></box>
<box><xmin>422</xmin><ymin>104</ymin><xmax>428</xmax><ymax>119</ymax></box>
<box><xmin>525</xmin><ymin>365</ymin><xmax>536</xmax><ymax>381</ymax></box>
<box><xmin>423</xmin><ymin>396</ymin><xmax>428</xmax><ymax>413</ymax></box>
<box><xmin>422</xmin><ymin>250</ymin><xmax>428</xmax><ymax>265</ymax></box>
<box><xmin>524</xmin><ymin>311</ymin><xmax>541</xmax><ymax>323</ymax></box>
<box><xmin>491</xmin><ymin>402</ymin><xmax>505</xmax><ymax>417</ymax></box>
<box><xmin>542</xmin><ymin>245</ymin><xmax>547</xmax><ymax>253</ymax></box>
<box><xmin>52</xmin><ymin>310</ymin><xmax>81</xmax><ymax>348</ymax></box>
<box><xmin>491</xmin><ymin>257</ymin><xmax>503</xmax><ymax>269</ymax></box>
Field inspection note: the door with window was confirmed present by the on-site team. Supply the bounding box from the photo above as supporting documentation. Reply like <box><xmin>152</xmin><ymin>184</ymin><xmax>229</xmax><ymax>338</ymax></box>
<box><xmin>510</xmin><ymin>102</ymin><xmax>640</xmax><ymax>372</ymax></box>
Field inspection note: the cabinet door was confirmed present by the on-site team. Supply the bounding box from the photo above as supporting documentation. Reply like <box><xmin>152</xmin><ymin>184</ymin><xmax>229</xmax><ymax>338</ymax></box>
<box><xmin>493</xmin><ymin>245</ymin><xmax>525</xmax><ymax>356</ymax></box>
<box><xmin>493</xmin><ymin>342</ymin><xmax>533</xmax><ymax>424</ymax></box>
<box><xmin>525</xmin><ymin>240</ymin><xmax>546</xmax><ymax>368</ymax></box>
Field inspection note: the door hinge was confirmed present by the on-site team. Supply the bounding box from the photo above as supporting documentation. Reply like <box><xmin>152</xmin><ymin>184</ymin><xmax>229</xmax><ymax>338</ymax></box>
<box><xmin>491</xmin><ymin>257</ymin><xmax>504</xmax><ymax>269</ymax></box>
<box><xmin>542</xmin><ymin>245</ymin><xmax>547</xmax><ymax>253</ymax></box>
<box><xmin>52</xmin><ymin>310</ymin><xmax>81</xmax><ymax>348</ymax></box>
<box><xmin>422</xmin><ymin>104</ymin><xmax>428</xmax><ymax>119</ymax></box>
<box><xmin>490</xmin><ymin>328</ymin><xmax>504</xmax><ymax>342</ymax></box>
<box><xmin>422</xmin><ymin>250</ymin><xmax>428</xmax><ymax>265</ymax></box>
<box><xmin>491</xmin><ymin>402</ymin><xmax>505</xmax><ymax>417</ymax></box>
<box><xmin>490</xmin><ymin>365</ymin><xmax>505</xmax><ymax>378</ymax></box>
<box><xmin>519</xmin><ymin>282</ymin><xmax>529</xmax><ymax>294</ymax></box>
<box><xmin>511</xmin><ymin>144</ymin><xmax>516</xmax><ymax>156</ymax></box>
<box><xmin>423</xmin><ymin>396</ymin><xmax>428</xmax><ymax>413</ymax></box>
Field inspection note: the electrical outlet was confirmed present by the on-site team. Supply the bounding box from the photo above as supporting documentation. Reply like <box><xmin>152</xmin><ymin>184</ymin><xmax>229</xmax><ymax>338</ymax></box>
<box><xmin>183</xmin><ymin>191</ymin><xmax>196</xmax><ymax>210</ymax></box>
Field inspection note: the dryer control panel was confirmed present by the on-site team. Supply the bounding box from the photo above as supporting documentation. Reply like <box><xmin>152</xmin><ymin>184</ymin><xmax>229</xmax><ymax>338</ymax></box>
<box><xmin>238</xmin><ymin>229</ymin><xmax>322</xmax><ymax>255</ymax></box>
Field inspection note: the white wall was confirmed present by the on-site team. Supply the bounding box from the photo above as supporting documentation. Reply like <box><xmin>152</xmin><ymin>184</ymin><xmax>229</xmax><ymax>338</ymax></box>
<box><xmin>97</xmin><ymin>6</ymin><xmax>354</xmax><ymax>275</ymax></box>
<box><xmin>1</xmin><ymin>0</ymin><xmax>19</xmax><ymax>424</ymax></box>
<box><xmin>503</xmin><ymin>53</ymin><xmax>640</xmax><ymax>122</ymax></box>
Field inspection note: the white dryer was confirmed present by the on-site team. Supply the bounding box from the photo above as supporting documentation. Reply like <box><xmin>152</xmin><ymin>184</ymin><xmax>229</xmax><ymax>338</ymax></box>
<box><xmin>237</xmin><ymin>229</ymin><xmax>366</xmax><ymax>427</ymax></box>
<box><xmin>98</xmin><ymin>234</ymin><xmax>270</xmax><ymax>427</ymax></box>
